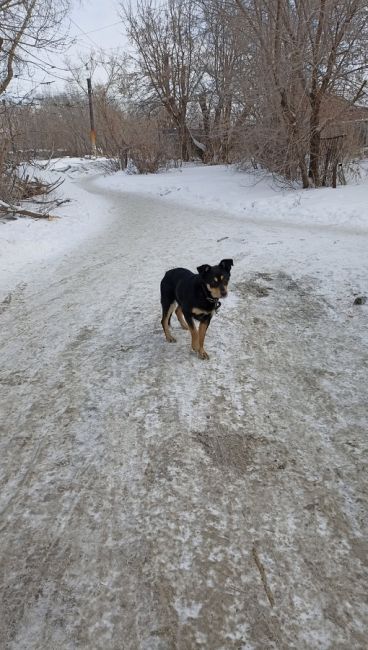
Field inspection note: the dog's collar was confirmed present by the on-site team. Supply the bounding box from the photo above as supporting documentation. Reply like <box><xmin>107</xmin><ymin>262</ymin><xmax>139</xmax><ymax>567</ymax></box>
<box><xmin>208</xmin><ymin>296</ymin><xmax>221</xmax><ymax>310</ymax></box>
<box><xmin>202</xmin><ymin>284</ymin><xmax>221</xmax><ymax>310</ymax></box>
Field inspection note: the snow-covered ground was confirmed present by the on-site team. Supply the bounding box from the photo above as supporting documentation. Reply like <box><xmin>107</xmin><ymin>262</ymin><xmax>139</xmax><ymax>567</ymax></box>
<box><xmin>96</xmin><ymin>160</ymin><xmax>368</xmax><ymax>230</ymax></box>
<box><xmin>0</xmin><ymin>159</ymin><xmax>367</xmax><ymax>649</ymax></box>
<box><xmin>1</xmin><ymin>158</ymin><xmax>368</xmax><ymax>295</ymax></box>
<box><xmin>0</xmin><ymin>158</ymin><xmax>112</xmax><ymax>293</ymax></box>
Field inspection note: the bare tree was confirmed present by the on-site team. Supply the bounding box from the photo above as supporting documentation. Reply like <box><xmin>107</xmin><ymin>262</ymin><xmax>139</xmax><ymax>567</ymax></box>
<box><xmin>121</xmin><ymin>0</ymin><xmax>206</xmax><ymax>160</ymax></box>
<box><xmin>0</xmin><ymin>0</ymin><xmax>72</xmax><ymax>95</ymax></box>
<box><xmin>0</xmin><ymin>0</ymin><xmax>73</xmax><ymax>204</ymax></box>
<box><xmin>196</xmin><ymin>0</ymin><xmax>250</xmax><ymax>162</ymax></box>
<box><xmin>232</xmin><ymin>0</ymin><xmax>368</xmax><ymax>186</ymax></box>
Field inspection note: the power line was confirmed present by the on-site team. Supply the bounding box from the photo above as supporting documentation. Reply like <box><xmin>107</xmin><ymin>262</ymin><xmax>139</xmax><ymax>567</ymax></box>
<box><xmin>76</xmin><ymin>20</ymin><xmax>124</xmax><ymax>37</ymax></box>
<box><xmin>17</xmin><ymin>44</ymin><xmax>87</xmax><ymax>74</ymax></box>
<box><xmin>8</xmin><ymin>24</ymin><xmax>126</xmax><ymax>88</ymax></box>
<box><xmin>69</xmin><ymin>18</ymin><xmax>100</xmax><ymax>48</ymax></box>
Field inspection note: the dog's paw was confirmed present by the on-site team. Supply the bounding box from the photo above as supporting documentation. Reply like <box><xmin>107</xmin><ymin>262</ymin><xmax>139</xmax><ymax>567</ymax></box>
<box><xmin>198</xmin><ymin>349</ymin><xmax>210</xmax><ymax>360</ymax></box>
<box><xmin>166</xmin><ymin>334</ymin><xmax>177</xmax><ymax>343</ymax></box>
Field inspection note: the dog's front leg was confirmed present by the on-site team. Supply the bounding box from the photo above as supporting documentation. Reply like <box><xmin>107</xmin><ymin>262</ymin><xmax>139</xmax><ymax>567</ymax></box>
<box><xmin>198</xmin><ymin>317</ymin><xmax>211</xmax><ymax>360</ymax></box>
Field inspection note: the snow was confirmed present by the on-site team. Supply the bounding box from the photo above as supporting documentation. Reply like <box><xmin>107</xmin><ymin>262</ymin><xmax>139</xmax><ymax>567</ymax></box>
<box><xmin>0</xmin><ymin>158</ymin><xmax>113</xmax><ymax>293</ymax></box>
<box><xmin>2</xmin><ymin>158</ymin><xmax>368</xmax><ymax>298</ymax></box>
<box><xmin>174</xmin><ymin>600</ymin><xmax>202</xmax><ymax>624</ymax></box>
<box><xmin>190</xmin><ymin>135</ymin><xmax>207</xmax><ymax>152</ymax></box>
<box><xmin>1</xmin><ymin>157</ymin><xmax>368</xmax><ymax>649</ymax></box>
<box><xmin>95</xmin><ymin>161</ymin><xmax>368</xmax><ymax>230</ymax></box>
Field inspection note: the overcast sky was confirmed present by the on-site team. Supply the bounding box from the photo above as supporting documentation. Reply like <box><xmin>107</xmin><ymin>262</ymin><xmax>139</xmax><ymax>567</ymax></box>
<box><xmin>69</xmin><ymin>0</ymin><xmax>127</xmax><ymax>54</ymax></box>
<box><xmin>9</xmin><ymin>0</ymin><xmax>134</xmax><ymax>99</ymax></box>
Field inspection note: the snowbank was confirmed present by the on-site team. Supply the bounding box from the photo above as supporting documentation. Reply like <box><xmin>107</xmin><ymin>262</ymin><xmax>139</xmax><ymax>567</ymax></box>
<box><xmin>95</xmin><ymin>162</ymin><xmax>368</xmax><ymax>231</ymax></box>
<box><xmin>0</xmin><ymin>158</ymin><xmax>112</xmax><ymax>293</ymax></box>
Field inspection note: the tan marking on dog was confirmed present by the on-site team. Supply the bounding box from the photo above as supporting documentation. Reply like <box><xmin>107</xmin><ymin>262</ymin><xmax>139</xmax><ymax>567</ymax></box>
<box><xmin>198</xmin><ymin>320</ymin><xmax>210</xmax><ymax>359</ymax></box>
<box><xmin>192</xmin><ymin>307</ymin><xmax>215</xmax><ymax>317</ymax></box>
<box><xmin>161</xmin><ymin>302</ymin><xmax>177</xmax><ymax>342</ymax></box>
<box><xmin>206</xmin><ymin>284</ymin><xmax>222</xmax><ymax>299</ymax></box>
<box><xmin>175</xmin><ymin>306</ymin><xmax>188</xmax><ymax>330</ymax></box>
<box><xmin>198</xmin><ymin>350</ymin><xmax>209</xmax><ymax>360</ymax></box>
<box><xmin>187</xmin><ymin>322</ymin><xmax>199</xmax><ymax>352</ymax></box>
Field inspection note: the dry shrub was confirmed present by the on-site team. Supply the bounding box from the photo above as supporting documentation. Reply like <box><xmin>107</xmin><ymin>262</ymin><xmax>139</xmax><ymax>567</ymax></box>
<box><xmin>0</xmin><ymin>139</ymin><xmax>10</xmax><ymax>200</ymax></box>
<box><xmin>124</xmin><ymin>116</ymin><xmax>179</xmax><ymax>173</ymax></box>
<box><xmin>0</xmin><ymin>139</ymin><xmax>52</xmax><ymax>205</ymax></box>
<box><xmin>233</xmin><ymin>116</ymin><xmax>309</xmax><ymax>186</ymax></box>
<box><xmin>0</xmin><ymin>139</ymin><xmax>22</xmax><ymax>203</ymax></box>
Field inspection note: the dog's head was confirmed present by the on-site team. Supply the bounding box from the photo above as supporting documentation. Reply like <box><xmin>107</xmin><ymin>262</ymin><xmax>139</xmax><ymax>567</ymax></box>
<box><xmin>197</xmin><ymin>259</ymin><xmax>234</xmax><ymax>299</ymax></box>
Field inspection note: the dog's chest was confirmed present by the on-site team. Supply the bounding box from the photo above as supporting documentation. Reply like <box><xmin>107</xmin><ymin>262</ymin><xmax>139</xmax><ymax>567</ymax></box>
<box><xmin>191</xmin><ymin>306</ymin><xmax>216</xmax><ymax>321</ymax></box>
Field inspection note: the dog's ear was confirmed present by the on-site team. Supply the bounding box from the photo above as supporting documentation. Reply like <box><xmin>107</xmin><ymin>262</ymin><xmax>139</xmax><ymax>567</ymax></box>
<box><xmin>219</xmin><ymin>258</ymin><xmax>234</xmax><ymax>273</ymax></box>
<box><xmin>197</xmin><ymin>264</ymin><xmax>211</xmax><ymax>277</ymax></box>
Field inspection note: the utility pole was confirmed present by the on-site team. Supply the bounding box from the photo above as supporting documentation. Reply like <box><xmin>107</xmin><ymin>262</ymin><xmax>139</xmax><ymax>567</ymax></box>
<box><xmin>86</xmin><ymin>77</ymin><xmax>97</xmax><ymax>157</ymax></box>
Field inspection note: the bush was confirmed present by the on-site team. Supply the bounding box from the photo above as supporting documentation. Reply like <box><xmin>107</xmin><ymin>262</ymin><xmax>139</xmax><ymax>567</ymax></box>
<box><xmin>124</xmin><ymin>116</ymin><xmax>179</xmax><ymax>174</ymax></box>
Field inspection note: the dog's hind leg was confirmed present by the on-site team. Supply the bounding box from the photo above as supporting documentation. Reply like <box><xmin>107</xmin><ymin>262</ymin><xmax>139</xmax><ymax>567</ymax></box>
<box><xmin>161</xmin><ymin>301</ymin><xmax>177</xmax><ymax>342</ymax></box>
<box><xmin>175</xmin><ymin>306</ymin><xmax>189</xmax><ymax>330</ymax></box>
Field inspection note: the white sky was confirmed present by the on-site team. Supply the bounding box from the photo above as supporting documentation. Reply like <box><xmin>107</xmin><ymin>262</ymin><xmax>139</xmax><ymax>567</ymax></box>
<box><xmin>8</xmin><ymin>0</ymin><xmax>134</xmax><ymax>100</ymax></box>
<box><xmin>68</xmin><ymin>0</ymin><xmax>127</xmax><ymax>54</ymax></box>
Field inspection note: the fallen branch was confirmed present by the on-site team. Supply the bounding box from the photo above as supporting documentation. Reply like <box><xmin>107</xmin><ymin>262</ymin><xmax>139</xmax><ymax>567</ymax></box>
<box><xmin>25</xmin><ymin>197</ymin><xmax>71</xmax><ymax>207</ymax></box>
<box><xmin>40</xmin><ymin>176</ymin><xmax>65</xmax><ymax>195</ymax></box>
<box><xmin>252</xmin><ymin>544</ymin><xmax>275</xmax><ymax>607</ymax></box>
<box><xmin>0</xmin><ymin>201</ymin><xmax>59</xmax><ymax>220</ymax></box>
<box><xmin>10</xmin><ymin>174</ymin><xmax>64</xmax><ymax>199</ymax></box>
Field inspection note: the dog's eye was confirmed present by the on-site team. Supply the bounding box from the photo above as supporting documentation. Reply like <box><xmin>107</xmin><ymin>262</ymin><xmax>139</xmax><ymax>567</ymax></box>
<box><xmin>214</xmin><ymin>277</ymin><xmax>218</xmax><ymax>282</ymax></box>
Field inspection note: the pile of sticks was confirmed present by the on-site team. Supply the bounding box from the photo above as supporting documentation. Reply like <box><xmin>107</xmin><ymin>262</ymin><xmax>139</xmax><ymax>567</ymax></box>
<box><xmin>0</xmin><ymin>176</ymin><xmax>66</xmax><ymax>220</ymax></box>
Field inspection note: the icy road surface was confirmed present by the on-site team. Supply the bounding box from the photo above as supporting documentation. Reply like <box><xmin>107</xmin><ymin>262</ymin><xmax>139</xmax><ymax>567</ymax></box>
<box><xmin>1</xmin><ymin>176</ymin><xmax>367</xmax><ymax>649</ymax></box>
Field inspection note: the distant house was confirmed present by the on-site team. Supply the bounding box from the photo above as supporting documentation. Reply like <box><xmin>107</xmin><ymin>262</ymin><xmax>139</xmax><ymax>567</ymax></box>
<box><xmin>320</xmin><ymin>95</ymin><xmax>368</xmax><ymax>152</ymax></box>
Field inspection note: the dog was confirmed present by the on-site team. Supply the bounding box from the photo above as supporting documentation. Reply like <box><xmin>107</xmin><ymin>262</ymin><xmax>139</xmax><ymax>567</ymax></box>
<box><xmin>160</xmin><ymin>259</ymin><xmax>233</xmax><ymax>359</ymax></box>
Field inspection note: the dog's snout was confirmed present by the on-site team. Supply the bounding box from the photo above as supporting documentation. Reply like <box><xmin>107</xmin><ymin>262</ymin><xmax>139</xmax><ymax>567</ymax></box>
<box><xmin>221</xmin><ymin>288</ymin><xmax>228</xmax><ymax>297</ymax></box>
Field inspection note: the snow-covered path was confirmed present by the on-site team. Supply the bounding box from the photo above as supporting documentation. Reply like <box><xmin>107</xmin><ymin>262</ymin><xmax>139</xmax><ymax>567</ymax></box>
<box><xmin>1</xmin><ymin>175</ymin><xmax>367</xmax><ymax>649</ymax></box>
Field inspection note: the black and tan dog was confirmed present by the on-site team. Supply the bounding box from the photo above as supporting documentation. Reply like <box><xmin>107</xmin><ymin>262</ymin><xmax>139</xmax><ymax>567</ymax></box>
<box><xmin>160</xmin><ymin>259</ymin><xmax>233</xmax><ymax>359</ymax></box>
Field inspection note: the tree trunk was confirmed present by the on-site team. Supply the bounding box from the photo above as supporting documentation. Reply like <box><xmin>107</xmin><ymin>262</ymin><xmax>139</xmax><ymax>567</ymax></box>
<box><xmin>198</xmin><ymin>93</ymin><xmax>213</xmax><ymax>162</ymax></box>
<box><xmin>179</xmin><ymin>122</ymin><xmax>190</xmax><ymax>161</ymax></box>
<box><xmin>299</xmin><ymin>159</ymin><xmax>310</xmax><ymax>189</ymax></box>
<box><xmin>309</xmin><ymin>96</ymin><xmax>322</xmax><ymax>186</ymax></box>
